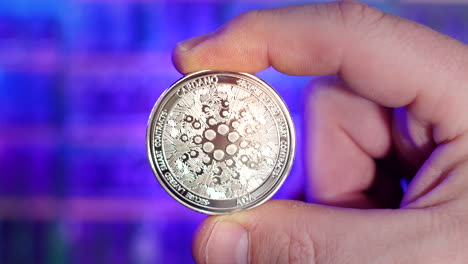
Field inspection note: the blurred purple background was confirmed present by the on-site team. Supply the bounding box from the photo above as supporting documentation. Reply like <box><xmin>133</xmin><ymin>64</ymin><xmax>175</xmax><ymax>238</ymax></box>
<box><xmin>1</xmin><ymin>0</ymin><xmax>468</xmax><ymax>263</ymax></box>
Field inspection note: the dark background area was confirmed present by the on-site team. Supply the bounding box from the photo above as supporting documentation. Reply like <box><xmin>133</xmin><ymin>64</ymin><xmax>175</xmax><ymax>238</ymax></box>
<box><xmin>1</xmin><ymin>0</ymin><xmax>468</xmax><ymax>263</ymax></box>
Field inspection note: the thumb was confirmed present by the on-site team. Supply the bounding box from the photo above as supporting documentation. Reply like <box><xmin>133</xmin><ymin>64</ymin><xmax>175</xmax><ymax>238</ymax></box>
<box><xmin>193</xmin><ymin>200</ymin><xmax>461</xmax><ymax>264</ymax></box>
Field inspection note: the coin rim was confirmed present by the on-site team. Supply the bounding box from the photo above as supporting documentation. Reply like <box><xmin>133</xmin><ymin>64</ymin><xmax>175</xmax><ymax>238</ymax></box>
<box><xmin>146</xmin><ymin>70</ymin><xmax>296</xmax><ymax>215</ymax></box>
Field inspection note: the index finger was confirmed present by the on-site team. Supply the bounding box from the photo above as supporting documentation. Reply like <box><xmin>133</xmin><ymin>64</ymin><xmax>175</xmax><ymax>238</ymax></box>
<box><xmin>172</xmin><ymin>1</ymin><xmax>468</xmax><ymax>144</ymax></box>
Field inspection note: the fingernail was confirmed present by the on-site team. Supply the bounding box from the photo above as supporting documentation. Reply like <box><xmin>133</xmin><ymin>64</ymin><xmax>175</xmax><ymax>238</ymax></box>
<box><xmin>206</xmin><ymin>221</ymin><xmax>249</xmax><ymax>264</ymax></box>
<box><xmin>176</xmin><ymin>33</ymin><xmax>212</xmax><ymax>52</ymax></box>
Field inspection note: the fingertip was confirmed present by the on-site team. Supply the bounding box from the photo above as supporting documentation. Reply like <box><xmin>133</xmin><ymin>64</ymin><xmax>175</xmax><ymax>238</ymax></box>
<box><xmin>171</xmin><ymin>11</ymin><xmax>271</xmax><ymax>74</ymax></box>
<box><xmin>193</xmin><ymin>215</ymin><xmax>252</xmax><ymax>264</ymax></box>
<box><xmin>171</xmin><ymin>46</ymin><xmax>187</xmax><ymax>74</ymax></box>
<box><xmin>206</xmin><ymin>221</ymin><xmax>249</xmax><ymax>264</ymax></box>
<box><xmin>172</xmin><ymin>33</ymin><xmax>214</xmax><ymax>74</ymax></box>
<box><xmin>192</xmin><ymin>216</ymin><xmax>219</xmax><ymax>264</ymax></box>
<box><xmin>192</xmin><ymin>201</ymin><xmax>306</xmax><ymax>264</ymax></box>
<box><xmin>178</xmin><ymin>34</ymin><xmax>213</xmax><ymax>53</ymax></box>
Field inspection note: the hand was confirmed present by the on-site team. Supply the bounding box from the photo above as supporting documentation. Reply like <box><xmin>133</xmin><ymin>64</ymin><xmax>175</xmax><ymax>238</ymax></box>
<box><xmin>173</xmin><ymin>1</ymin><xmax>468</xmax><ymax>263</ymax></box>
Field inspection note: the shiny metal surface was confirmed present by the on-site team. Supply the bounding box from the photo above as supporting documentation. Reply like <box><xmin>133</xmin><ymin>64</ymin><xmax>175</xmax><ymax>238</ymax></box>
<box><xmin>147</xmin><ymin>71</ymin><xmax>295</xmax><ymax>214</ymax></box>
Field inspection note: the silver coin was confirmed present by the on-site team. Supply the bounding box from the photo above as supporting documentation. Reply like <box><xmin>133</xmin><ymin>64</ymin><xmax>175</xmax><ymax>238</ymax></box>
<box><xmin>146</xmin><ymin>70</ymin><xmax>295</xmax><ymax>214</ymax></box>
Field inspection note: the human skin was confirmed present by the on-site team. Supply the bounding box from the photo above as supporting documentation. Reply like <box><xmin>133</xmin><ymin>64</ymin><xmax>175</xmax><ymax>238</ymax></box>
<box><xmin>172</xmin><ymin>1</ymin><xmax>468</xmax><ymax>263</ymax></box>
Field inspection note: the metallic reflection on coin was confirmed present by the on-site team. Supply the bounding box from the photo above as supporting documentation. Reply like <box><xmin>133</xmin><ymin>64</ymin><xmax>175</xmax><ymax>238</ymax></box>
<box><xmin>146</xmin><ymin>71</ymin><xmax>295</xmax><ymax>214</ymax></box>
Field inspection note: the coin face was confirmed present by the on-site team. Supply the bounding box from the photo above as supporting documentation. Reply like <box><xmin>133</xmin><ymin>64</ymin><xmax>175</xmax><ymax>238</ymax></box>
<box><xmin>147</xmin><ymin>71</ymin><xmax>295</xmax><ymax>214</ymax></box>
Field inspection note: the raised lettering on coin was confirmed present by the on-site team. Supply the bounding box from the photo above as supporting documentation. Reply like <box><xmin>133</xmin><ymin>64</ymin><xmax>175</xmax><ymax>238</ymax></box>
<box><xmin>147</xmin><ymin>71</ymin><xmax>295</xmax><ymax>214</ymax></box>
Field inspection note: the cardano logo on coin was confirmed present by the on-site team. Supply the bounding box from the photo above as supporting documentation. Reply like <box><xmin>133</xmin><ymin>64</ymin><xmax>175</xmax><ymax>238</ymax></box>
<box><xmin>147</xmin><ymin>71</ymin><xmax>295</xmax><ymax>215</ymax></box>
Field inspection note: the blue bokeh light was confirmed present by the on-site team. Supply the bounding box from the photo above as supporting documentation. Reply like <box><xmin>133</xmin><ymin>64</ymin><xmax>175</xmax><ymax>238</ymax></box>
<box><xmin>1</xmin><ymin>1</ymin><xmax>467</xmax><ymax>263</ymax></box>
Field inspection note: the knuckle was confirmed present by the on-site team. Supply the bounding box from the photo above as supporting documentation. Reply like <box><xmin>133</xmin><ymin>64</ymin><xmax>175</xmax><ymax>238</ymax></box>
<box><xmin>288</xmin><ymin>233</ymin><xmax>317</xmax><ymax>264</ymax></box>
<box><xmin>226</xmin><ymin>9</ymin><xmax>263</xmax><ymax>31</ymax></box>
<box><xmin>216</xmin><ymin>9</ymin><xmax>267</xmax><ymax>37</ymax></box>
<box><xmin>237</xmin><ymin>9</ymin><xmax>261</xmax><ymax>22</ymax></box>
<box><xmin>335</xmin><ymin>0</ymin><xmax>387</xmax><ymax>29</ymax></box>
<box><xmin>274</xmin><ymin>229</ymin><xmax>317</xmax><ymax>264</ymax></box>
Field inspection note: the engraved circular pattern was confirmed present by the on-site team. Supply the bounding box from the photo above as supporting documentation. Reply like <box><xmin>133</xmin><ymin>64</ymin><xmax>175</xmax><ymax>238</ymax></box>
<box><xmin>165</xmin><ymin>79</ymin><xmax>279</xmax><ymax>200</ymax></box>
<box><xmin>147</xmin><ymin>71</ymin><xmax>295</xmax><ymax>214</ymax></box>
